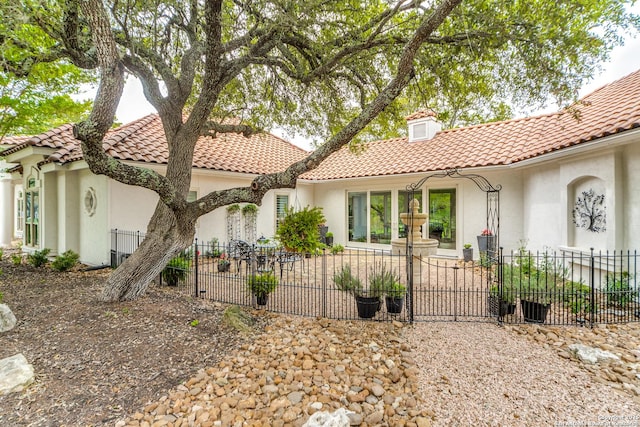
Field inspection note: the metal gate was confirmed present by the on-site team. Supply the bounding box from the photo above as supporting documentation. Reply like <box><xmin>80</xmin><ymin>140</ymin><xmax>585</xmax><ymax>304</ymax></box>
<box><xmin>404</xmin><ymin>169</ymin><xmax>501</xmax><ymax>322</ymax></box>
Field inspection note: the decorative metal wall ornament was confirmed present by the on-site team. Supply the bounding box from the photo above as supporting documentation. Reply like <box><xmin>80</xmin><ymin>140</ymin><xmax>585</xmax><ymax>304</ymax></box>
<box><xmin>572</xmin><ymin>189</ymin><xmax>606</xmax><ymax>232</ymax></box>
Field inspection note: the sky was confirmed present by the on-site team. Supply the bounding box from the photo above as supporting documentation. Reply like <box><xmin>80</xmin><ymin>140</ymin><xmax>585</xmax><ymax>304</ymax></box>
<box><xmin>107</xmin><ymin>6</ymin><xmax>640</xmax><ymax>149</ymax></box>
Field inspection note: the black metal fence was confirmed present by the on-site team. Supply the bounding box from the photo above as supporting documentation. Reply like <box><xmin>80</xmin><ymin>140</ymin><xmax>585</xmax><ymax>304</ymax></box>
<box><xmin>110</xmin><ymin>229</ymin><xmax>640</xmax><ymax>326</ymax></box>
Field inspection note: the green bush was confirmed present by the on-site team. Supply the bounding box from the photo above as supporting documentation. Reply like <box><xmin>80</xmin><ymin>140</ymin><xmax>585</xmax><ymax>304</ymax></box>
<box><xmin>11</xmin><ymin>254</ymin><xmax>22</xmax><ymax>266</ymax></box>
<box><xmin>162</xmin><ymin>256</ymin><xmax>191</xmax><ymax>285</ymax></box>
<box><xmin>247</xmin><ymin>272</ymin><xmax>279</xmax><ymax>297</ymax></box>
<box><xmin>606</xmin><ymin>272</ymin><xmax>637</xmax><ymax>307</ymax></box>
<box><xmin>28</xmin><ymin>248</ymin><xmax>51</xmax><ymax>268</ymax></box>
<box><xmin>0</xmin><ymin>248</ymin><xmax>3</xmax><ymax>259</ymax></box>
<box><xmin>333</xmin><ymin>264</ymin><xmax>363</xmax><ymax>296</ymax></box>
<box><xmin>51</xmin><ymin>250</ymin><xmax>80</xmax><ymax>272</ymax></box>
<box><xmin>0</xmin><ymin>290</ymin><xmax>3</xmax><ymax>303</ymax></box>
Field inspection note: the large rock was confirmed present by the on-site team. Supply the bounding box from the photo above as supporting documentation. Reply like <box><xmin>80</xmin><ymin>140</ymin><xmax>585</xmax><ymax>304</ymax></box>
<box><xmin>303</xmin><ymin>408</ymin><xmax>353</xmax><ymax>427</ymax></box>
<box><xmin>569</xmin><ymin>343</ymin><xmax>620</xmax><ymax>364</ymax></box>
<box><xmin>0</xmin><ymin>303</ymin><xmax>17</xmax><ymax>332</ymax></box>
<box><xmin>0</xmin><ymin>353</ymin><xmax>34</xmax><ymax>395</ymax></box>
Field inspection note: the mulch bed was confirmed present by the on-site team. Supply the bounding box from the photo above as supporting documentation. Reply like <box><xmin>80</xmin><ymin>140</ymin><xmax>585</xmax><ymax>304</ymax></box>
<box><xmin>0</xmin><ymin>259</ymin><xmax>263</xmax><ymax>426</ymax></box>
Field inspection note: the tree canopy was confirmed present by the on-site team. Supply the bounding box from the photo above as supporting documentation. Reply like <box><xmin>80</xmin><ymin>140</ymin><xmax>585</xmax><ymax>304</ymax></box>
<box><xmin>0</xmin><ymin>3</ymin><xmax>94</xmax><ymax>139</ymax></box>
<box><xmin>4</xmin><ymin>0</ymin><xmax>638</xmax><ymax>300</ymax></box>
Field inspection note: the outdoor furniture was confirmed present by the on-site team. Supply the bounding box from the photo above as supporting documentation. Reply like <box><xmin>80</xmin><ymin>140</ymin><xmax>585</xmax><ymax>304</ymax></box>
<box><xmin>271</xmin><ymin>251</ymin><xmax>303</xmax><ymax>279</ymax></box>
<box><xmin>228</xmin><ymin>240</ymin><xmax>254</xmax><ymax>274</ymax></box>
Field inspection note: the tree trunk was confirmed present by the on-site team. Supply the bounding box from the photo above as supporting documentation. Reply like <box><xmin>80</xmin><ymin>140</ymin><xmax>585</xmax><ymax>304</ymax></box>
<box><xmin>101</xmin><ymin>204</ymin><xmax>195</xmax><ymax>302</ymax></box>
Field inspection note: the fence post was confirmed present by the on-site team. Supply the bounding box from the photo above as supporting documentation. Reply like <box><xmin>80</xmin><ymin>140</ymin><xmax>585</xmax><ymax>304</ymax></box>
<box><xmin>590</xmin><ymin>247</ymin><xmax>595</xmax><ymax>328</ymax></box>
<box><xmin>322</xmin><ymin>248</ymin><xmax>327</xmax><ymax>318</ymax></box>
<box><xmin>407</xmin><ymin>245</ymin><xmax>414</xmax><ymax>324</ymax></box>
<box><xmin>194</xmin><ymin>239</ymin><xmax>199</xmax><ymax>298</ymax></box>
<box><xmin>113</xmin><ymin>229</ymin><xmax>118</xmax><ymax>268</ymax></box>
<box><xmin>497</xmin><ymin>247</ymin><xmax>504</xmax><ymax>324</ymax></box>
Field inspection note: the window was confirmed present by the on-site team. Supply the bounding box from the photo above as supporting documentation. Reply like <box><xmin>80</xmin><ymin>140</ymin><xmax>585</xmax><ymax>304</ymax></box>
<box><xmin>412</xmin><ymin>123</ymin><xmax>426</xmax><ymax>139</ymax></box>
<box><xmin>275</xmin><ymin>194</ymin><xmax>289</xmax><ymax>231</ymax></box>
<box><xmin>370</xmin><ymin>191</ymin><xmax>391</xmax><ymax>244</ymax></box>
<box><xmin>25</xmin><ymin>178</ymin><xmax>39</xmax><ymax>246</ymax></box>
<box><xmin>348</xmin><ymin>192</ymin><xmax>367</xmax><ymax>243</ymax></box>
<box><xmin>16</xmin><ymin>190</ymin><xmax>24</xmax><ymax>234</ymax></box>
<box><xmin>429</xmin><ymin>188</ymin><xmax>456</xmax><ymax>249</ymax></box>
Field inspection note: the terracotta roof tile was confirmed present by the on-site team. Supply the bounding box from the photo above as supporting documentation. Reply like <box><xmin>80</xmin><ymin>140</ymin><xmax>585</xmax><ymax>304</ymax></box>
<box><xmin>405</xmin><ymin>109</ymin><xmax>437</xmax><ymax>121</ymax></box>
<box><xmin>1</xmin><ymin>115</ymin><xmax>309</xmax><ymax>175</ymax></box>
<box><xmin>304</xmin><ymin>69</ymin><xmax>640</xmax><ymax>180</ymax></box>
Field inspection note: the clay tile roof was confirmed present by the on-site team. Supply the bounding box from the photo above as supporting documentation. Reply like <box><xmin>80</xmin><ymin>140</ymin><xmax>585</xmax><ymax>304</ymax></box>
<box><xmin>304</xmin><ymin>69</ymin><xmax>640</xmax><ymax>180</ymax></box>
<box><xmin>4</xmin><ymin>114</ymin><xmax>309</xmax><ymax>174</ymax></box>
<box><xmin>405</xmin><ymin>109</ymin><xmax>437</xmax><ymax>121</ymax></box>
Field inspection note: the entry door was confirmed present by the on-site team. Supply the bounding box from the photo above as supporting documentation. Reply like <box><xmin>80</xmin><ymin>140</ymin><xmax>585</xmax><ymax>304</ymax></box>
<box><xmin>428</xmin><ymin>188</ymin><xmax>456</xmax><ymax>249</ymax></box>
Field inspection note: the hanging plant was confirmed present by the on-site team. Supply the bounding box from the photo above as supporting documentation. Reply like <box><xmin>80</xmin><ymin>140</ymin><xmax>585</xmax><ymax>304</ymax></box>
<box><xmin>572</xmin><ymin>189</ymin><xmax>606</xmax><ymax>233</ymax></box>
<box><xmin>276</xmin><ymin>206</ymin><xmax>325</xmax><ymax>253</ymax></box>
<box><xmin>242</xmin><ymin>204</ymin><xmax>258</xmax><ymax>216</ymax></box>
<box><xmin>226</xmin><ymin>204</ymin><xmax>241</xmax><ymax>214</ymax></box>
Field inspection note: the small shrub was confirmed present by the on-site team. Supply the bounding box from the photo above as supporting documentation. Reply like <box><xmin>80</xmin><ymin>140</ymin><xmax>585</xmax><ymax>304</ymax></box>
<box><xmin>223</xmin><ymin>305</ymin><xmax>254</xmax><ymax>333</ymax></box>
<box><xmin>162</xmin><ymin>256</ymin><xmax>191</xmax><ymax>285</ymax></box>
<box><xmin>0</xmin><ymin>248</ymin><xmax>3</xmax><ymax>259</ymax></box>
<box><xmin>189</xmin><ymin>319</ymin><xmax>200</xmax><ymax>327</ymax></box>
<box><xmin>51</xmin><ymin>250</ymin><xmax>80</xmax><ymax>272</ymax></box>
<box><xmin>28</xmin><ymin>248</ymin><xmax>51</xmax><ymax>268</ymax></box>
<box><xmin>333</xmin><ymin>264</ymin><xmax>363</xmax><ymax>296</ymax></box>
<box><xmin>330</xmin><ymin>244</ymin><xmax>345</xmax><ymax>254</ymax></box>
<box><xmin>369</xmin><ymin>263</ymin><xmax>399</xmax><ymax>298</ymax></box>
<box><xmin>606</xmin><ymin>272</ymin><xmax>637</xmax><ymax>307</ymax></box>
<box><xmin>11</xmin><ymin>254</ymin><xmax>22</xmax><ymax>266</ymax></box>
<box><xmin>0</xmin><ymin>290</ymin><xmax>3</xmax><ymax>303</ymax></box>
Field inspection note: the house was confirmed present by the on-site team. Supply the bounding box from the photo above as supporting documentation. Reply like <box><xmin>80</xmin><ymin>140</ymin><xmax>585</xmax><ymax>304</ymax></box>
<box><xmin>2</xmin><ymin>69</ymin><xmax>640</xmax><ymax>265</ymax></box>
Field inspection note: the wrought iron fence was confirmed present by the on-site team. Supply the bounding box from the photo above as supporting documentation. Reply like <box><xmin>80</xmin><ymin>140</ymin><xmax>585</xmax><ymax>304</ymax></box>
<box><xmin>110</xmin><ymin>230</ymin><xmax>640</xmax><ymax>325</ymax></box>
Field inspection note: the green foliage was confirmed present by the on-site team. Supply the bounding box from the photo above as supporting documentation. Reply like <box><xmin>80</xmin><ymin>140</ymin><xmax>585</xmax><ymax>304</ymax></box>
<box><xmin>330</xmin><ymin>244</ymin><xmax>345</xmax><ymax>255</ymax></box>
<box><xmin>369</xmin><ymin>263</ymin><xmax>400</xmax><ymax>299</ymax></box>
<box><xmin>333</xmin><ymin>264</ymin><xmax>363</xmax><ymax>297</ymax></box>
<box><xmin>606</xmin><ymin>272</ymin><xmax>637</xmax><ymax>307</ymax></box>
<box><xmin>162</xmin><ymin>257</ymin><xmax>191</xmax><ymax>285</ymax></box>
<box><xmin>463</xmin><ymin>243</ymin><xmax>472</xmax><ymax>249</ymax></box>
<box><xmin>241</xmin><ymin>204</ymin><xmax>258</xmax><ymax>215</ymax></box>
<box><xmin>0</xmin><ymin>290</ymin><xmax>3</xmax><ymax>303</ymax></box>
<box><xmin>276</xmin><ymin>206</ymin><xmax>326</xmax><ymax>254</ymax></box>
<box><xmin>226</xmin><ymin>204</ymin><xmax>241</xmax><ymax>214</ymax></box>
<box><xmin>247</xmin><ymin>272</ymin><xmax>278</xmax><ymax>297</ymax></box>
<box><xmin>27</xmin><ymin>248</ymin><xmax>50</xmax><ymax>268</ymax></box>
<box><xmin>189</xmin><ymin>319</ymin><xmax>200</xmax><ymax>327</ymax></box>
<box><xmin>325</xmin><ymin>232</ymin><xmax>333</xmax><ymax>238</ymax></box>
<box><xmin>11</xmin><ymin>254</ymin><xmax>21</xmax><ymax>266</ymax></box>
<box><xmin>386</xmin><ymin>282</ymin><xmax>407</xmax><ymax>299</ymax></box>
<box><xmin>0</xmin><ymin>248</ymin><xmax>3</xmax><ymax>259</ymax></box>
<box><xmin>223</xmin><ymin>305</ymin><xmax>254</xmax><ymax>334</ymax></box>
<box><xmin>51</xmin><ymin>250</ymin><xmax>80</xmax><ymax>272</ymax></box>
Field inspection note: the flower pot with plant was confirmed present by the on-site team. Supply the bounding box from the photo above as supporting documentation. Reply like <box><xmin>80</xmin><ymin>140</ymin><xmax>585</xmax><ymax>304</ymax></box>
<box><xmin>477</xmin><ymin>228</ymin><xmax>495</xmax><ymax>252</ymax></box>
<box><xmin>463</xmin><ymin>243</ymin><xmax>473</xmax><ymax>262</ymax></box>
<box><xmin>217</xmin><ymin>254</ymin><xmax>230</xmax><ymax>272</ymax></box>
<box><xmin>488</xmin><ymin>284</ymin><xmax>516</xmax><ymax>316</ymax></box>
<box><xmin>385</xmin><ymin>281</ymin><xmax>407</xmax><ymax>314</ymax></box>
<box><xmin>325</xmin><ymin>231</ymin><xmax>334</xmax><ymax>247</ymax></box>
<box><xmin>247</xmin><ymin>272</ymin><xmax>279</xmax><ymax>306</ymax></box>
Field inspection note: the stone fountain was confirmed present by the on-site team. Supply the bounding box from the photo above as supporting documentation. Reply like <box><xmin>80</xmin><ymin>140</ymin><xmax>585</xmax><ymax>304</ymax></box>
<box><xmin>391</xmin><ymin>198</ymin><xmax>438</xmax><ymax>257</ymax></box>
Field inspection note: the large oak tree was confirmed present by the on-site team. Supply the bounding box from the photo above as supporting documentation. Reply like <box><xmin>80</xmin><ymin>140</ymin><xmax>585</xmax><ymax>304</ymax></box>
<box><xmin>6</xmin><ymin>0</ymin><xmax>637</xmax><ymax>300</ymax></box>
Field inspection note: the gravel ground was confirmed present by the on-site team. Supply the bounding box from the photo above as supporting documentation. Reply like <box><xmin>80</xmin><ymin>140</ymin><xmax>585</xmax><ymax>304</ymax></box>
<box><xmin>407</xmin><ymin>322</ymin><xmax>640</xmax><ymax>426</ymax></box>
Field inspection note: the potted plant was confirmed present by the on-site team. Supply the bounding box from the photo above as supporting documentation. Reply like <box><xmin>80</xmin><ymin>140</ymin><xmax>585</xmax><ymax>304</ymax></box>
<box><xmin>477</xmin><ymin>228</ymin><xmax>495</xmax><ymax>252</ymax></box>
<box><xmin>247</xmin><ymin>272</ymin><xmax>279</xmax><ymax>306</ymax></box>
<box><xmin>276</xmin><ymin>206</ymin><xmax>326</xmax><ymax>255</ymax></box>
<box><xmin>384</xmin><ymin>281</ymin><xmax>407</xmax><ymax>314</ymax></box>
<box><xmin>325</xmin><ymin>231</ymin><xmax>334</xmax><ymax>247</ymax></box>
<box><xmin>217</xmin><ymin>253</ymin><xmax>230</xmax><ymax>272</ymax></box>
<box><xmin>462</xmin><ymin>243</ymin><xmax>473</xmax><ymax>262</ymax></box>
<box><xmin>162</xmin><ymin>256</ymin><xmax>191</xmax><ymax>286</ymax></box>
<box><xmin>488</xmin><ymin>283</ymin><xmax>516</xmax><ymax>316</ymax></box>
<box><xmin>334</xmin><ymin>264</ymin><xmax>378</xmax><ymax>319</ymax></box>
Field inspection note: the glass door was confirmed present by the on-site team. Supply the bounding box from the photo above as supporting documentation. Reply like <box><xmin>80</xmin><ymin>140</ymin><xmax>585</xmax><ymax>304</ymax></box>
<box><xmin>429</xmin><ymin>188</ymin><xmax>456</xmax><ymax>249</ymax></box>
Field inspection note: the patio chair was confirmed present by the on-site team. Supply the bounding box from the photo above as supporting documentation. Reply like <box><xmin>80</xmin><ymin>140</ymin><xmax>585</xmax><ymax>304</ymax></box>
<box><xmin>228</xmin><ymin>240</ymin><xmax>255</xmax><ymax>274</ymax></box>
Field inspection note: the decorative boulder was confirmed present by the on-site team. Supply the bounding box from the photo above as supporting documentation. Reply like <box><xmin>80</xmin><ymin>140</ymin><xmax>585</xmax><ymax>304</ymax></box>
<box><xmin>568</xmin><ymin>343</ymin><xmax>620</xmax><ymax>364</ymax></box>
<box><xmin>0</xmin><ymin>304</ymin><xmax>17</xmax><ymax>332</ymax></box>
<box><xmin>0</xmin><ymin>353</ymin><xmax>34</xmax><ymax>395</ymax></box>
<box><xmin>303</xmin><ymin>408</ymin><xmax>353</xmax><ymax>427</ymax></box>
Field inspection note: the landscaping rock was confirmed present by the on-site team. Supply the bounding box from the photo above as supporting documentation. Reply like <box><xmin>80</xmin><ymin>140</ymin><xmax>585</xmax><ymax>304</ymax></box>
<box><xmin>302</xmin><ymin>408</ymin><xmax>352</xmax><ymax>427</ymax></box>
<box><xmin>568</xmin><ymin>343</ymin><xmax>620</xmax><ymax>364</ymax></box>
<box><xmin>0</xmin><ymin>354</ymin><xmax>34</xmax><ymax>395</ymax></box>
<box><xmin>0</xmin><ymin>304</ymin><xmax>17</xmax><ymax>332</ymax></box>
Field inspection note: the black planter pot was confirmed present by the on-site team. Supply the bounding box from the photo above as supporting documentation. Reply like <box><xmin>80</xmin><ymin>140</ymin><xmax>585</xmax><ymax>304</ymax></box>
<box><xmin>217</xmin><ymin>262</ymin><xmax>230</xmax><ymax>272</ymax></box>
<box><xmin>488</xmin><ymin>296</ymin><xmax>516</xmax><ymax>316</ymax></box>
<box><xmin>385</xmin><ymin>296</ymin><xmax>404</xmax><ymax>314</ymax></box>
<box><xmin>355</xmin><ymin>295</ymin><xmax>380</xmax><ymax>319</ymax></box>
<box><xmin>463</xmin><ymin>248</ymin><xmax>473</xmax><ymax>262</ymax></box>
<box><xmin>325</xmin><ymin>236</ymin><xmax>334</xmax><ymax>247</ymax></box>
<box><xmin>255</xmin><ymin>294</ymin><xmax>269</xmax><ymax>306</ymax></box>
<box><xmin>520</xmin><ymin>299</ymin><xmax>551</xmax><ymax>323</ymax></box>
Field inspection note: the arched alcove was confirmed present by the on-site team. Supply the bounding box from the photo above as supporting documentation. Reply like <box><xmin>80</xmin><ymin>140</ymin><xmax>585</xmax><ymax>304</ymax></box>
<box><xmin>568</xmin><ymin>176</ymin><xmax>607</xmax><ymax>249</ymax></box>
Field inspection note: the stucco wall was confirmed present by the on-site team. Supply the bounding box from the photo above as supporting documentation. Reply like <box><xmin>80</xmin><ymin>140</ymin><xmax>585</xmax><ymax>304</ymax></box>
<box><xmin>78</xmin><ymin>170</ymin><xmax>109</xmax><ymax>265</ymax></box>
